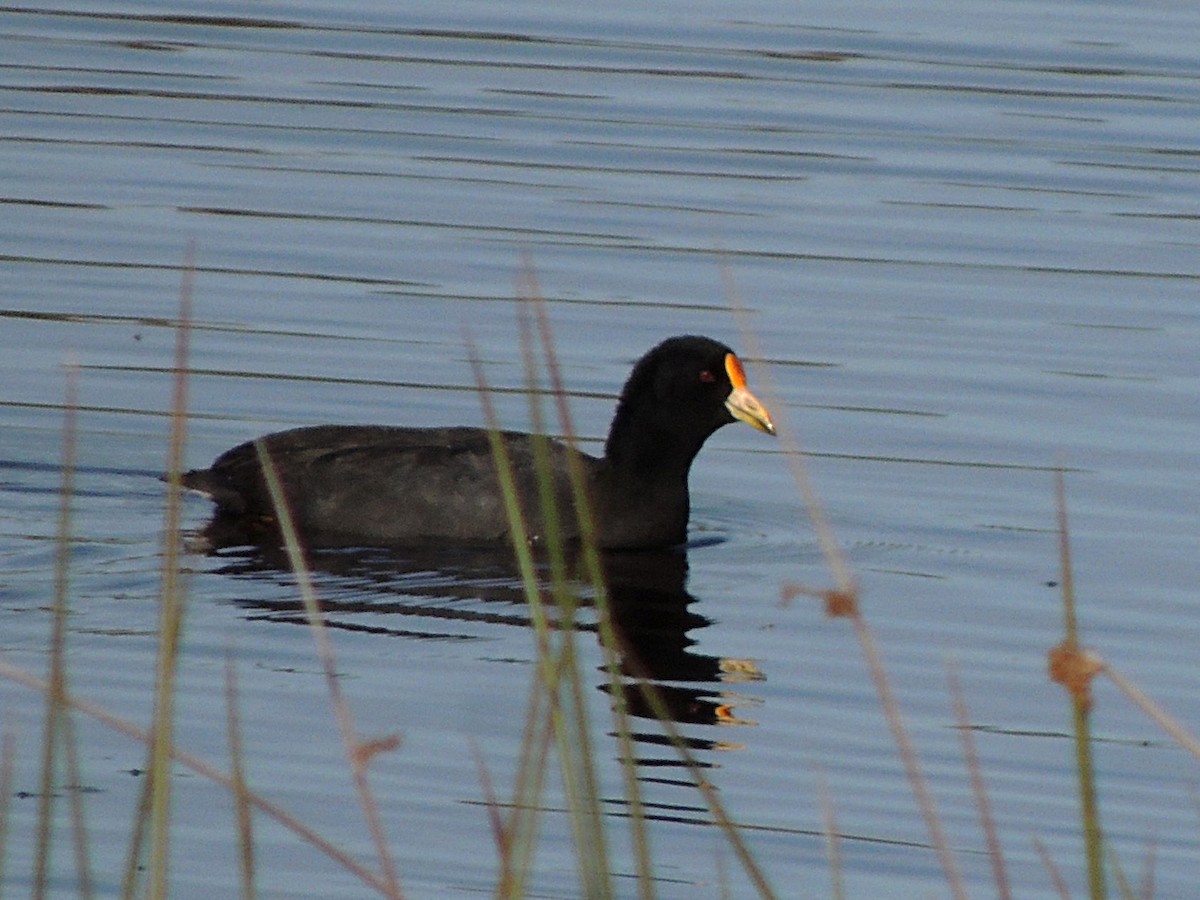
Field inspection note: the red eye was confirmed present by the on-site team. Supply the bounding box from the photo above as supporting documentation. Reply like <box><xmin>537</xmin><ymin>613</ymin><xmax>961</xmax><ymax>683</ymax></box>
<box><xmin>699</xmin><ymin>369</ymin><xmax>716</xmax><ymax>383</ymax></box>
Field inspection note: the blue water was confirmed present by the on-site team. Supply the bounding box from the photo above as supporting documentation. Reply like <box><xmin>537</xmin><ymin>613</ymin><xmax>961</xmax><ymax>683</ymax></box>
<box><xmin>2</xmin><ymin>2</ymin><xmax>1199</xmax><ymax>897</ymax></box>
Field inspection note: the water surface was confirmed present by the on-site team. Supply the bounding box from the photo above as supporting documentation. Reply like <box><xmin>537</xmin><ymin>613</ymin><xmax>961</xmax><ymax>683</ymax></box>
<box><xmin>2</xmin><ymin>2</ymin><xmax>1199</xmax><ymax>897</ymax></box>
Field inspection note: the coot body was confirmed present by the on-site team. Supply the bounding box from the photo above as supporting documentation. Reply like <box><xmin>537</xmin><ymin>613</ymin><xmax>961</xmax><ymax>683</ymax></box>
<box><xmin>180</xmin><ymin>335</ymin><xmax>774</xmax><ymax>550</ymax></box>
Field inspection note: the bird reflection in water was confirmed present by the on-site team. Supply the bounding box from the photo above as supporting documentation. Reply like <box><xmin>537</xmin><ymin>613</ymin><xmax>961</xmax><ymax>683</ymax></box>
<box><xmin>198</xmin><ymin>534</ymin><xmax>764</xmax><ymax>772</ymax></box>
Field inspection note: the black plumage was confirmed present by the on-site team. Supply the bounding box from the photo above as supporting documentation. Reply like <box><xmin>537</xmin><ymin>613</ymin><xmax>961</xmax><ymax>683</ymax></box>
<box><xmin>179</xmin><ymin>335</ymin><xmax>774</xmax><ymax>550</ymax></box>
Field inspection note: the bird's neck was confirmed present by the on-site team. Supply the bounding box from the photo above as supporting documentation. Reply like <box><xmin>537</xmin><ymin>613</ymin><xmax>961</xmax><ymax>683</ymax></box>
<box><xmin>603</xmin><ymin>407</ymin><xmax>705</xmax><ymax>480</ymax></box>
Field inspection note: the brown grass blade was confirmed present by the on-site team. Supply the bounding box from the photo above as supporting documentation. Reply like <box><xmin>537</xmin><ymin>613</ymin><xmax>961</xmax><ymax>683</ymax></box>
<box><xmin>253</xmin><ymin>442</ymin><xmax>404</xmax><ymax>900</ymax></box>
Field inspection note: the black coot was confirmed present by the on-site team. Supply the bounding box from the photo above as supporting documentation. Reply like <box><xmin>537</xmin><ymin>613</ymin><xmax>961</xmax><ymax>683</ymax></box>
<box><xmin>179</xmin><ymin>335</ymin><xmax>775</xmax><ymax>550</ymax></box>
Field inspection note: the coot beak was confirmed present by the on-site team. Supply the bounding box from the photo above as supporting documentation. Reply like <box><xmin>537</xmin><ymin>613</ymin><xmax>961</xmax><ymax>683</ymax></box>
<box><xmin>723</xmin><ymin>353</ymin><xmax>776</xmax><ymax>435</ymax></box>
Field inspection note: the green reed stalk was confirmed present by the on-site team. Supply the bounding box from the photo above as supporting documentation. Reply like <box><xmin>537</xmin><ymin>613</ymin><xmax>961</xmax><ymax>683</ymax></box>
<box><xmin>517</xmin><ymin>306</ymin><xmax>615</xmax><ymax>900</ymax></box>
<box><xmin>1054</xmin><ymin>469</ymin><xmax>1106</xmax><ymax>900</ymax></box>
<box><xmin>0</xmin><ymin>656</ymin><xmax>397</xmax><ymax>896</ymax></box>
<box><xmin>526</xmin><ymin>296</ymin><xmax>653</xmax><ymax>896</ymax></box>
<box><xmin>529</xmin><ymin>291</ymin><xmax>775</xmax><ymax>897</ymax></box>
<box><xmin>35</xmin><ymin>359</ymin><xmax>93</xmax><ymax>899</ymax></box>
<box><xmin>469</xmin><ymin>335</ymin><xmax>616</xmax><ymax>899</ymax></box>
<box><xmin>136</xmin><ymin>248</ymin><xmax>198</xmax><ymax>900</ymax></box>
<box><xmin>601</xmin><ymin>639</ymin><xmax>777</xmax><ymax>898</ymax></box>
<box><xmin>531</xmin><ymin>284</ymin><xmax>780</xmax><ymax>897</ymax></box>
<box><xmin>466</xmin><ymin>341</ymin><xmax>549</xmax><ymax>899</ymax></box>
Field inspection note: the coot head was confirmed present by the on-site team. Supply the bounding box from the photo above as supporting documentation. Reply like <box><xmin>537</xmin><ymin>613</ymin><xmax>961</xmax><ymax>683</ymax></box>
<box><xmin>603</xmin><ymin>335</ymin><xmax>774</xmax><ymax>476</ymax></box>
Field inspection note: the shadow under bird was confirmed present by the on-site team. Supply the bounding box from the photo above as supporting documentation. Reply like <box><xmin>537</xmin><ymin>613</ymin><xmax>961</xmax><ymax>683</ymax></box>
<box><xmin>177</xmin><ymin>335</ymin><xmax>775</xmax><ymax>550</ymax></box>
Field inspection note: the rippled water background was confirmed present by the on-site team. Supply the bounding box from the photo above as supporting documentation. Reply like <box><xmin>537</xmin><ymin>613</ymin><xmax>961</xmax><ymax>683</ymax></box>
<box><xmin>2</xmin><ymin>2</ymin><xmax>1199</xmax><ymax>897</ymax></box>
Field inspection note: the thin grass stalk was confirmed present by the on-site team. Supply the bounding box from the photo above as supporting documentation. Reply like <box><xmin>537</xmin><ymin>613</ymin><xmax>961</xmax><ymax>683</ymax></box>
<box><xmin>1034</xmin><ymin>836</ymin><xmax>1073</xmax><ymax>900</ymax></box>
<box><xmin>814</xmin><ymin>764</ymin><xmax>845</xmax><ymax>900</ymax></box>
<box><xmin>224</xmin><ymin>649</ymin><xmax>257</xmax><ymax>900</ymax></box>
<box><xmin>1137</xmin><ymin>839</ymin><xmax>1156</xmax><ymax>900</ymax></box>
<box><xmin>612</xmin><ymin>644</ymin><xmax>777</xmax><ymax>898</ymax></box>
<box><xmin>62</xmin><ymin>710</ymin><xmax>93</xmax><ymax>900</ymax></box>
<box><xmin>1106</xmin><ymin>847</ymin><xmax>1136</xmax><ymax>900</ymax></box>
<box><xmin>1101</xmin><ymin>664</ymin><xmax>1200</xmax><ymax>761</ymax></box>
<box><xmin>515</xmin><ymin>307</ymin><xmax>569</xmax><ymax>612</ymax></box>
<box><xmin>472</xmin><ymin>743</ymin><xmax>507</xmax><ymax>853</ymax></box>
<box><xmin>466</xmin><ymin>343</ymin><xmax>562</xmax><ymax>900</ymax></box>
<box><xmin>0</xmin><ymin>659</ymin><xmax>395</xmax><ymax>895</ymax></box>
<box><xmin>948</xmin><ymin>658</ymin><xmax>1010</xmax><ymax>900</ymax></box>
<box><xmin>145</xmin><ymin>248</ymin><xmax>196</xmax><ymax>899</ymax></box>
<box><xmin>851</xmin><ymin>611</ymin><xmax>966</xmax><ymax>900</ymax></box>
<box><xmin>466</xmin><ymin>341</ymin><xmax>549</xmax><ymax>633</ymax></box>
<box><xmin>714</xmin><ymin>847</ymin><xmax>731</xmax><ymax>900</ymax></box>
<box><xmin>471</xmin><ymin>741</ymin><xmax>524</xmax><ymax>897</ymax></box>
<box><xmin>476</xmin><ymin>732</ymin><xmax>561</xmax><ymax>900</ymax></box>
<box><xmin>515</xmin><ymin>306</ymin><xmax>613</xmax><ymax>900</ymax></box>
<box><xmin>718</xmin><ymin>261</ymin><xmax>855</xmax><ymax>595</ymax></box>
<box><xmin>252</xmin><ymin>442</ymin><xmax>403</xmax><ymax>900</ymax></box>
<box><xmin>1054</xmin><ymin>469</ymin><xmax>1105</xmax><ymax>900</ymax></box>
<box><xmin>724</xmin><ymin>266</ymin><xmax>950</xmax><ymax>895</ymax></box>
<box><xmin>35</xmin><ymin>359</ymin><xmax>85</xmax><ymax>899</ymax></box>
<box><xmin>0</xmin><ymin>726</ymin><xmax>14</xmax><ymax>891</ymax></box>
<box><xmin>527</xmin><ymin>291</ymin><xmax>771</xmax><ymax>897</ymax></box>
<box><xmin>526</xmin><ymin>285</ymin><xmax>654</xmax><ymax>898</ymax></box>
<box><xmin>783</xmin><ymin>580</ymin><xmax>964</xmax><ymax>900</ymax></box>
<box><xmin>488</xmin><ymin>294</ymin><xmax>771</xmax><ymax>895</ymax></box>
<box><xmin>496</xmin><ymin>665</ymin><xmax>556</xmax><ymax>899</ymax></box>
<box><xmin>724</xmin><ymin>267</ymin><xmax>957</xmax><ymax>897</ymax></box>
<box><xmin>119</xmin><ymin>762</ymin><xmax>153</xmax><ymax>898</ymax></box>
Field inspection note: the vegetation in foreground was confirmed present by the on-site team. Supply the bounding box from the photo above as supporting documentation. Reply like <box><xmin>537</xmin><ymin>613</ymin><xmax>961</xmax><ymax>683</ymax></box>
<box><xmin>3</xmin><ymin>266</ymin><xmax>1198</xmax><ymax>899</ymax></box>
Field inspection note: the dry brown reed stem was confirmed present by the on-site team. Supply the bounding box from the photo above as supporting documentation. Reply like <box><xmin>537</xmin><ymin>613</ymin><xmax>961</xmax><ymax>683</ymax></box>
<box><xmin>1138</xmin><ymin>840</ymin><xmax>1156</xmax><ymax>900</ymax></box>
<box><xmin>1034</xmin><ymin>836</ymin><xmax>1072</xmax><ymax>900</ymax></box>
<box><xmin>724</xmin><ymin>258</ymin><xmax>967</xmax><ymax>896</ymax></box>
<box><xmin>947</xmin><ymin>658</ymin><xmax>1011</xmax><ymax>900</ymax></box>
<box><xmin>717</xmin><ymin>259</ymin><xmax>856</xmax><ymax>597</ymax></box>
<box><xmin>223</xmin><ymin>649</ymin><xmax>257</xmax><ymax>900</ymax></box>
<box><xmin>253</xmin><ymin>443</ymin><xmax>404</xmax><ymax>900</ymax></box>
<box><xmin>781</xmin><ymin>579</ymin><xmax>967</xmax><ymax>898</ymax></box>
<box><xmin>841</xmin><ymin>597</ymin><xmax>968</xmax><ymax>900</ymax></box>
<box><xmin>814</xmin><ymin>763</ymin><xmax>845</xmax><ymax>900</ymax></box>
<box><xmin>469</xmin><ymin>743</ymin><xmax>510</xmax><ymax>867</ymax></box>
<box><xmin>599</xmin><ymin>636</ymin><xmax>778</xmax><ymax>899</ymax></box>
<box><xmin>0</xmin><ymin>659</ymin><xmax>395</xmax><ymax>896</ymax></box>
<box><xmin>0</xmin><ymin>726</ymin><xmax>13</xmax><ymax>887</ymax></box>
<box><xmin>1100</xmin><ymin>664</ymin><xmax>1200</xmax><ymax>762</ymax></box>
